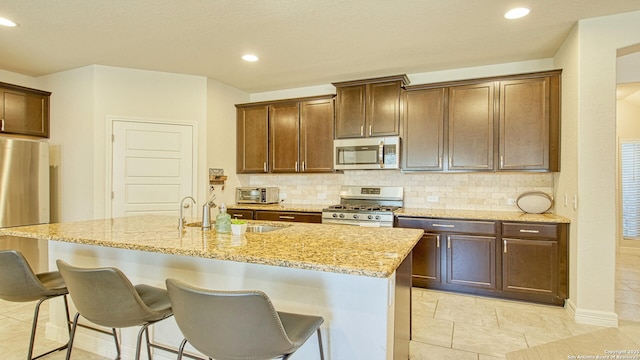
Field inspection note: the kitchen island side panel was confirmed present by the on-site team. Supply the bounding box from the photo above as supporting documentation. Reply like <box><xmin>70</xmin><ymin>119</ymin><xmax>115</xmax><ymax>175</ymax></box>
<box><xmin>47</xmin><ymin>241</ymin><xmax>399</xmax><ymax>360</ymax></box>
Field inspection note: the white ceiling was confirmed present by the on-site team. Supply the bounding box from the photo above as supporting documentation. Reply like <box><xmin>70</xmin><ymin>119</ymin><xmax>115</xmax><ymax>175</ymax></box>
<box><xmin>1</xmin><ymin>0</ymin><xmax>640</xmax><ymax>93</ymax></box>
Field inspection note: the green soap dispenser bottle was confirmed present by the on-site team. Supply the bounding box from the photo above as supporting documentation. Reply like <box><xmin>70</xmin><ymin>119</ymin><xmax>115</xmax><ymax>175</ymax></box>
<box><xmin>215</xmin><ymin>203</ymin><xmax>231</xmax><ymax>233</ymax></box>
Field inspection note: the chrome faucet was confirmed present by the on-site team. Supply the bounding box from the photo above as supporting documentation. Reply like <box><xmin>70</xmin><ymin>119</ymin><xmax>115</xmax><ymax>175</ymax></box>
<box><xmin>178</xmin><ymin>196</ymin><xmax>197</xmax><ymax>231</ymax></box>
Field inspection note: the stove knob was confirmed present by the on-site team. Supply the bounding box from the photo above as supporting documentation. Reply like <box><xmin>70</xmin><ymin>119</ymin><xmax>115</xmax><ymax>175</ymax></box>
<box><xmin>339</xmin><ymin>213</ymin><xmax>345</xmax><ymax>218</ymax></box>
<box><xmin>367</xmin><ymin>215</ymin><xmax>373</xmax><ymax>220</ymax></box>
<box><xmin>332</xmin><ymin>213</ymin><xmax>338</xmax><ymax>218</ymax></box>
<box><xmin>352</xmin><ymin>214</ymin><xmax>359</xmax><ymax>219</ymax></box>
<box><xmin>375</xmin><ymin>215</ymin><xmax>381</xmax><ymax>220</ymax></box>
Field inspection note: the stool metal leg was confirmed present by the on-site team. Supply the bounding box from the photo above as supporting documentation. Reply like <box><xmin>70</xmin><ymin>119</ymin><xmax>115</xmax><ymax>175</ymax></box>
<box><xmin>29</xmin><ymin>295</ymin><xmax>71</xmax><ymax>360</ymax></box>
<box><xmin>177</xmin><ymin>338</ymin><xmax>188</xmax><ymax>360</ymax></box>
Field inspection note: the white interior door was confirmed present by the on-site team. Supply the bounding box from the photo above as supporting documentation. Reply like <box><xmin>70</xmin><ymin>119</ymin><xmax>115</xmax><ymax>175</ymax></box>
<box><xmin>112</xmin><ymin>120</ymin><xmax>194</xmax><ymax>217</ymax></box>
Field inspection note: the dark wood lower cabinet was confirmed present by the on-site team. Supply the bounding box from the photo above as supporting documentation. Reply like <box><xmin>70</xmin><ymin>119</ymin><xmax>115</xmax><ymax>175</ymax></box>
<box><xmin>396</xmin><ymin>216</ymin><xmax>568</xmax><ymax>305</ymax></box>
<box><xmin>227</xmin><ymin>208</ymin><xmax>321</xmax><ymax>224</ymax></box>
<box><xmin>446</xmin><ymin>234</ymin><xmax>496</xmax><ymax>289</ymax></box>
<box><xmin>412</xmin><ymin>233</ymin><xmax>441</xmax><ymax>286</ymax></box>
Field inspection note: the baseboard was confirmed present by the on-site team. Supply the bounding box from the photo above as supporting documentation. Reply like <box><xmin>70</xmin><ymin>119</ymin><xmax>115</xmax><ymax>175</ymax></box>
<box><xmin>566</xmin><ymin>299</ymin><xmax>619</xmax><ymax>327</ymax></box>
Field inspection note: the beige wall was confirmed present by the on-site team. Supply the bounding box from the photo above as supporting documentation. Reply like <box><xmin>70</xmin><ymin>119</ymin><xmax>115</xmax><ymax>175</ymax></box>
<box><xmin>554</xmin><ymin>10</ymin><xmax>640</xmax><ymax>326</ymax></box>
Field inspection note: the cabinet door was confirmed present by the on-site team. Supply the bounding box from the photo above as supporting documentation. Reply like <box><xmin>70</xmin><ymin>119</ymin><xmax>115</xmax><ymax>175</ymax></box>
<box><xmin>1</xmin><ymin>89</ymin><xmax>50</xmax><ymax>138</ymax></box>
<box><xmin>255</xmin><ymin>211</ymin><xmax>322</xmax><ymax>223</ymax></box>
<box><xmin>499</xmin><ymin>77</ymin><xmax>551</xmax><ymax>170</ymax></box>
<box><xmin>236</xmin><ymin>105</ymin><xmax>269</xmax><ymax>173</ymax></box>
<box><xmin>269</xmin><ymin>102</ymin><xmax>300</xmax><ymax>173</ymax></box>
<box><xmin>367</xmin><ymin>81</ymin><xmax>402</xmax><ymax>137</ymax></box>
<box><xmin>228</xmin><ymin>209</ymin><xmax>254</xmax><ymax>220</ymax></box>
<box><xmin>448</xmin><ymin>82</ymin><xmax>495</xmax><ymax>171</ymax></box>
<box><xmin>412</xmin><ymin>233</ymin><xmax>442</xmax><ymax>286</ymax></box>
<box><xmin>300</xmin><ymin>98</ymin><xmax>335</xmax><ymax>172</ymax></box>
<box><xmin>502</xmin><ymin>238</ymin><xmax>558</xmax><ymax>295</ymax></box>
<box><xmin>402</xmin><ymin>88</ymin><xmax>445</xmax><ymax>170</ymax></box>
<box><xmin>446</xmin><ymin>234</ymin><xmax>496</xmax><ymax>289</ymax></box>
<box><xmin>335</xmin><ymin>85</ymin><xmax>366</xmax><ymax>138</ymax></box>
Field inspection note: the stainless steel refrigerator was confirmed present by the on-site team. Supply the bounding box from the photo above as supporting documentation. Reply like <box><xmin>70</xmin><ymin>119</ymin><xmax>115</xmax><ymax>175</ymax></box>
<box><xmin>0</xmin><ymin>137</ymin><xmax>50</xmax><ymax>272</ymax></box>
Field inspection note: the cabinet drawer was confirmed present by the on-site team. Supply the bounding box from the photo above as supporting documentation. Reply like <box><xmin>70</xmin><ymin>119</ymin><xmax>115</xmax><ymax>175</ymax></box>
<box><xmin>423</xmin><ymin>219</ymin><xmax>496</xmax><ymax>235</ymax></box>
<box><xmin>397</xmin><ymin>217</ymin><xmax>496</xmax><ymax>235</ymax></box>
<box><xmin>255</xmin><ymin>211</ymin><xmax>322</xmax><ymax>223</ymax></box>
<box><xmin>228</xmin><ymin>209</ymin><xmax>254</xmax><ymax>220</ymax></box>
<box><xmin>502</xmin><ymin>222</ymin><xmax>558</xmax><ymax>239</ymax></box>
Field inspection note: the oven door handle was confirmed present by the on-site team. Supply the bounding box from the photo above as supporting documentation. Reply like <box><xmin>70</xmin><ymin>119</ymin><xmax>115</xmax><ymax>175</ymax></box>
<box><xmin>378</xmin><ymin>140</ymin><xmax>384</xmax><ymax>168</ymax></box>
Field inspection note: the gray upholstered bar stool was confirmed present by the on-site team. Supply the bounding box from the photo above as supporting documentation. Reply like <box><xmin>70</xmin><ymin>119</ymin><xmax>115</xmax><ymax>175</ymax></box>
<box><xmin>0</xmin><ymin>250</ymin><xmax>71</xmax><ymax>360</ymax></box>
<box><xmin>56</xmin><ymin>260</ymin><xmax>173</xmax><ymax>360</ymax></box>
<box><xmin>166</xmin><ymin>278</ymin><xmax>325</xmax><ymax>360</ymax></box>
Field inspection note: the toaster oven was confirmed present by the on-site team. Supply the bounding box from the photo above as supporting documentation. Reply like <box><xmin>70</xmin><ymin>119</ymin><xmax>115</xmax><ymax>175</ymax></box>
<box><xmin>236</xmin><ymin>187</ymin><xmax>280</xmax><ymax>204</ymax></box>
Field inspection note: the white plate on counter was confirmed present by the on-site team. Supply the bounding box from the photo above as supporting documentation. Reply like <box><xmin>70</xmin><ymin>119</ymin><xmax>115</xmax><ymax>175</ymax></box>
<box><xmin>516</xmin><ymin>191</ymin><xmax>553</xmax><ymax>214</ymax></box>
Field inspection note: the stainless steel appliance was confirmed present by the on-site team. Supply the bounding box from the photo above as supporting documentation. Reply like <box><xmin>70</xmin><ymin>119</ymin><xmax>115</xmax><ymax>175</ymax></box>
<box><xmin>236</xmin><ymin>187</ymin><xmax>280</xmax><ymax>204</ymax></box>
<box><xmin>334</xmin><ymin>136</ymin><xmax>400</xmax><ymax>170</ymax></box>
<box><xmin>0</xmin><ymin>137</ymin><xmax>50</xmax><ymax>272</ymax></box>
<box><xmin>322</xmin><ymin>186</ymin><xmax>403</xmax><ymax>227</ymax></box>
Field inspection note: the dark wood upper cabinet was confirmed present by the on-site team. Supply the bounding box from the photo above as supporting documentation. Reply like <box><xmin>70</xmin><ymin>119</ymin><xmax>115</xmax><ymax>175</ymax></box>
<box><xmin>0</xmin><ymin>82</ymin><xmax>51</xmax><ymax>138</ymax></box>
<box><xmin>269</xmin><ymin>102</ymin><xmax>300</xmax><ymax>173</ymax></box>
<box><xmin>401</xmin><ymin>70</ymin><xmax>561</xmax><ymax>173</ymax></box>
<box><xmin>448</xmin><ymin>82</ymin><xmax>495</xmax><ymax>171</ymax></box>
<box><xmin>299</xmin><ymin>97</ymin><xmax>335</xmax><ymax>172</ymax></box>
<box><xmin>236</xmin><ymin>104</ymin><xmax>269</xmax><ymax>173</ymax></box>
<box><xmin>402</xmin><ymin>88</ymin><xmax>446</xmax><ymax>170</ymax></box>
<box><xmin>499</xmin><ymin>73</ymin><xmax>560</xmax><ymax>171</ymax></box>
<box><xmin>237</xmin><ymin>95</ymin><xmax>335</xmax><ymax>174</ymax></box>
<box><xmin>333</xmin><ymin>75</ymin><xmax>408</xmax><ymax>139</ymax></box>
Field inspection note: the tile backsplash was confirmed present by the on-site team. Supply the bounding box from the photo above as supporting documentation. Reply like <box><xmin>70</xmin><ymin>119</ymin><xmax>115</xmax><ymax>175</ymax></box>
<box><xmin>248</xmin><ymin>170</ymin><xmax>554</xmax><ymax>212</ymax></box>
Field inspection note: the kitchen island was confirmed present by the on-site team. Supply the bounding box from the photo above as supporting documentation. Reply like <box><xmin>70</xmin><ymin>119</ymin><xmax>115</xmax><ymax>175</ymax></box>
<box><xmin>0</xmin><ymin>215</ymin><xmax>422</xmax><ymax>360</ymax></box>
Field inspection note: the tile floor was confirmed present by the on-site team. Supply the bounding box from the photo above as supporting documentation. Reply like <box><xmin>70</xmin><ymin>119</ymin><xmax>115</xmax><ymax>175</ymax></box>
<box><xmin>1</xmin><ymin>253</ymin><xmax>639</xmax><ymax>359</ymax></box>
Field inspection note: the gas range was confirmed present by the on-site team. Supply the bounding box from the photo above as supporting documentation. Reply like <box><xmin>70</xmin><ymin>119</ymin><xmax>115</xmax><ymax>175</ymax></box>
<box><xmin>322</xmin><ymin>186</ymin><xmax>403</xmax><ymax>227</ymax></box>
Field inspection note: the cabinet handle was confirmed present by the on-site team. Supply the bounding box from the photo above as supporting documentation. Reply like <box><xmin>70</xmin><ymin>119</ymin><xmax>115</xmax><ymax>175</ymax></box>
<box><xmin>504</xmin><ymin>239</ymin><xmax>507</xmax><ymax>253</ymax></box>
<box><xmin>263</xmin><ymin>162</ymin><xmax>267</xmax><ymax>172</ymax></box>
<box><xmin>0</xmin><ymin>119</ymin><xmax>3</xmax><ymax>131</ymax></box>
<box><xmin>519</xmin><ymin>229</ymin><xmax>540</xmax><ymax>233</ymax></box>
<box><xmin>448</xmin><ymin>156</ymin><xmax>452</xmax><ymax>168</ymax></box>
<box><xmin>447</xmin><ymin>238</ymin><xmax>451</xmax><ymax>249</ymax></box>
<box><xmin>369</xmin><ymin>125</ymin><xmax>372</xmax><ymax>136</ymax></box>
<box><xmin>436</xmin><ymin>235</ymin><xmax>440</xmax><ymax>248</ymax></box>
<box><xmin>438</xmin><ymin>157</ymin><xmax>442</xmax><ymax>169</ymax></box>
<box><xmin>279</xmin><ymin>215</ymin><xmax>295</xmax><ymax>220</ymax></box>
<box><xmin>500</xmin><ymin>155</ymin><xmax>504</xmax><ymax>168</ymax></box>
<box><xmin>302</xmin><ymin>161</ymin><xmax>306</xmax><ymax>172</ymax></box>
<box><xmin>433</xmin><ymin>224</ymin><xmax>455</xmax><ymax>228</ymax></box>
<box><xmin>295</xmin><ymin>161</ymin><xmax>298</xmax><ymax>172</ymax></box>
<box><xmin>360</xmin><ymin>125</ymin><xmax>364</xmax><ymax>137</ymax></box>
<box><xmin>233</xmin><ymin>214</ymin><xmax>244</xmax><ymax>218</ymax></box>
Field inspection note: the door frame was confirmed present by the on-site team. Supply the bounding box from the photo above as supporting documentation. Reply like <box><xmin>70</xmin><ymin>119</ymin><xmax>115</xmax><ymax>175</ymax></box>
<box><xmin>105</xmin><ymin>116</ymin><xmax>199</xmax><ymax>218</ymax></box>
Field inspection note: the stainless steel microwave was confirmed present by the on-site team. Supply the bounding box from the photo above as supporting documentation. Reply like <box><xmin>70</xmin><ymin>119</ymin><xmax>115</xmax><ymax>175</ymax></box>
<box><xmin>236</xmin><ymin>187</ymin><xmax>280</xmax><ymax>204</ymax></box>
<box><xmin>334</xmin><ymin>136</ymin><xmax>400</xmax><ymax>170</ymax></box>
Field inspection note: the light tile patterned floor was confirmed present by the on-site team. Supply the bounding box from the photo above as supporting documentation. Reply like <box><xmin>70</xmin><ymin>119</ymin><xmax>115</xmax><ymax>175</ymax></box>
<box><xmin>2</xmin><ymin>253</ymin><xmax>639</xmax><ymax>359</ymax></box>
<box><xmin>411</xmin><ymin>252</ymin><xmax>640</xmax><ymax>359</ymax></box>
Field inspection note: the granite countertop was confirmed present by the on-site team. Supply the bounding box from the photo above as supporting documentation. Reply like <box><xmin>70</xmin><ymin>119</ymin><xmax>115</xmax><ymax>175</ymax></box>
<box><xmin>0</xmin><ymin>215</ymin><xmax>423</xmax><ymax>278</ymax></box>
<box><xmin>396</xmin><ymin>208</ymin><xmax>571</xmax><ymax>223</ymax></box>
<box><xmin>227</xmin><ymin>203</ymin><xmax>325</xmax><ymax>213</ymax></box>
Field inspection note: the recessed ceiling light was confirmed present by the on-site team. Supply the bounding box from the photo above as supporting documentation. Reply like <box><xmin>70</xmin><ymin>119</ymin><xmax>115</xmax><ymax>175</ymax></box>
<box><xmin>242</xmin><ymin>54</ymin><xmax>259</xmax><ymax>62</ymax></box>
<box><xmin>504</xmin><ymin>7</ymin><xmax>530</xmax><ymax>20</ymax></box>
<box><xmin>0</xmin><ymin>17</ymin><xmax>17</xmax><ymax>27</ymax></box>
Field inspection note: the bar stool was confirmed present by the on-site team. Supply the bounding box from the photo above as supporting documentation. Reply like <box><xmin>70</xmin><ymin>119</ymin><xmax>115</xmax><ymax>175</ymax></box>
<box><xmin>0</xmin><ymin>250</ymin><xmax>71</xmax><ymax>360</ymax></box>
<box><xmin>56</xmin><ymin>260</ymin><xmax>173</xmax><ymax>360</ymax></box>
<box><xmin>166</xmin><ymin>278</ymin><xmax>325</xmax><ymax>360</ymax></box>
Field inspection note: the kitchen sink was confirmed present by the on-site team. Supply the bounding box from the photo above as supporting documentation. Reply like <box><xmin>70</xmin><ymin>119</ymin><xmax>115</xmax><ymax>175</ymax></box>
<box><xmin>184</xmin><ymin>221</ymin><xmax>290</xmax><ymax>233</ymax></box>
<box><xmin>246</xmin><ymin>224</ymin><xmax>290</xmax><ymax>233</ymax></box>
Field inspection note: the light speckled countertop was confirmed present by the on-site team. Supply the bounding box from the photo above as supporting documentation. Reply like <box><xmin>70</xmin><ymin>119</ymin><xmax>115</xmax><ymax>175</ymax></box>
<box><xmin>0</xmin><ymin>215</ymin><xmax>423</xmax><ymax>278</ymax></box>
<box><xmin>396</xmin><ymin>208</ymin><xmax>570</xmax><ymax>223</ymax></box>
